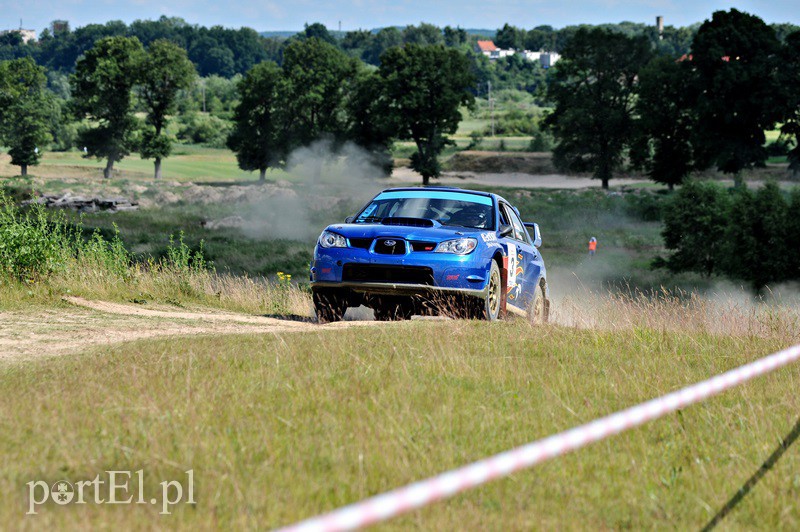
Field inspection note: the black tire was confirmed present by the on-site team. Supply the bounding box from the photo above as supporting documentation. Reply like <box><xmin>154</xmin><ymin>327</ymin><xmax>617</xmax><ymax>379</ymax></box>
<box><xmin>373</xmin><ymin>297</ymin><xmax>415</xmax><ymax>321</ymax></box>
<box><xmin>313</xmin><ymin>289</ymin><xmax>346</xmax><ymax>323</ymax></box>
<box><xmin>476</xmin><ymin>261</ymin><xmax>502</xmax><ymax>321</ymax></box>
<box><xmin>528</xmin><ymin>283</ymin><xmax>548</xmax><ymax>325</ymax></box>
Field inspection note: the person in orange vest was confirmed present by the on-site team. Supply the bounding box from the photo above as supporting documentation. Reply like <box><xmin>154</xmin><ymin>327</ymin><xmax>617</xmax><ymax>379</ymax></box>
<box><xmin>588</xmin><ymin>237</ymin><xmax>597</xmax><ymax>257</ymax></box>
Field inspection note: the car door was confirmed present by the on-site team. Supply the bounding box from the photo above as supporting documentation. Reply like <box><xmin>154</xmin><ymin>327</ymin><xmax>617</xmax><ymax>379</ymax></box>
<box><xmin>499</xmin><ymin>203</ymin><xmax>537</xmax><ymax>312</ymax></box>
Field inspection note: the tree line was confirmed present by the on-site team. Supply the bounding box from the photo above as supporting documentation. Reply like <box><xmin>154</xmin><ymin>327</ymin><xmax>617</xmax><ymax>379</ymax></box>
<box><xmin>6</xmin><ymin>16</ymin><xmax>797</xmax><ymax>96</ymax></box>
<box><xmin>227</xmin><ymin>38</ymin><xmax>474</xmax><ymax>185</ymax></box>
<box><xmin>0</xmin><ymin>35</ymin><xmax>475</xmax><ymax>184</ymax></box>
<box><xmin>0</xmin><ymin>38</ymin><xmax>195</xmax><ymax>179</ymax></box>
<box><xmin>1</xmin><ymin>9</ymin><xmax>798</xmax><ymax>189</ymax></box>
<box><xmin>545</xmin><ymin>9</ymin><xmax>800</xmax><ymax>189</ymax></box>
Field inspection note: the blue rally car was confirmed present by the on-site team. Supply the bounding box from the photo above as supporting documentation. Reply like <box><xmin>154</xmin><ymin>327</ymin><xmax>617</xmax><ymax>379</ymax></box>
<box><xmin>310</xmin><ymin>187</ymin><xmax>549</xmax><ymax>322</ymax></box>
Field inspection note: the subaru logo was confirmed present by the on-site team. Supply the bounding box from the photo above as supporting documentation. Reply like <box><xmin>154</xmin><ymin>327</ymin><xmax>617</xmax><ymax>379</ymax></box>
<box><xmin>385</xmin><ymin>240</ymin><xmax>396</xmax><ymax>246</ymax></box>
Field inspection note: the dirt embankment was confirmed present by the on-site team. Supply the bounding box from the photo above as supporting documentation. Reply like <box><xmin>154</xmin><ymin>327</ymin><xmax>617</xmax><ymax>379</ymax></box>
<box><xmin>446</xmin><ymin>151</ymin><xmax>558</xmax><ymax>174</ymax></box>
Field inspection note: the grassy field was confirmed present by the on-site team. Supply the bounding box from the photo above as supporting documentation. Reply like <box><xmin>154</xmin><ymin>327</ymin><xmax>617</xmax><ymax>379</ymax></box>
<box><xmin>0</xmin><ymin>147</ymin><xmax>291</xmax><ymax>183</ymax></box>
<box><xmin>2</xmin><ymin>131</ymin><xmax>800</xmax><ymax>529</ymax></box>
<box><xmin>2</xmin><ymin>310</ymin><xmax>799</xmax><ymax>529</ymax></box>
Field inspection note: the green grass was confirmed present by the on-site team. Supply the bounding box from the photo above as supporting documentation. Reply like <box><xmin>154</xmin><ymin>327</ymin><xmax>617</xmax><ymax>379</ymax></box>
<box><xmin>2</xmin><ymin>321</ymin><xmax>798</xmax><ymax>528</ymax></box>
<box><xmin>2</xmin><ymin>148</ymin><xmax>290</xmax><ymax>182</ymax></box>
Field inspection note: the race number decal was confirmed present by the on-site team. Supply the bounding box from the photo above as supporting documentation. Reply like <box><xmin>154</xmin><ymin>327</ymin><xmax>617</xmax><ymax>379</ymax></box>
<box><xmin>506</xmin><ymin>243</ymin><xmax>518</xmax><ymax>289</ymax></box>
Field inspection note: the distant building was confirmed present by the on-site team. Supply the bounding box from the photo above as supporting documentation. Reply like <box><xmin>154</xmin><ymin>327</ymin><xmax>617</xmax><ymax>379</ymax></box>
<box><xmin>475</xmin><ymin>40</ymin><xmax>515</xmax><ymax>60</ymax></box>
<box><xmin>0</xmin><ymin>28</ymin><xmax>36</xmax><ymax>43</ymax></box>
<box><xmin>476</xmin><ymin>40</ymin><xmax>498</xmax><ymax>57</ymax></box>
<box><xmin>477</xmin><ymin>40</ymin><xmax>559</xmax><ymax>67</ymax></box>
<box><xmin>539</xmin><ymin>52</ymin><xmax>560</xmax><ymax>68</ymax></box>
<box><xmin>51</xmin><ymin>20</ymin><xmax>70</xmax><ymax>34</ymax></box>
<box><xmin>521</xmin><ymin>50</ymin><xmax>542</xmax><ymax>62</ymax></box>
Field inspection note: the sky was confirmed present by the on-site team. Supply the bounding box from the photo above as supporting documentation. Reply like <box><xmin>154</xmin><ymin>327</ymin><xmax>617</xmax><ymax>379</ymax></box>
<box><xmin>1</xmin><ymin>0</ymin><xmax>798</xmax><ymax>35</ymax></box>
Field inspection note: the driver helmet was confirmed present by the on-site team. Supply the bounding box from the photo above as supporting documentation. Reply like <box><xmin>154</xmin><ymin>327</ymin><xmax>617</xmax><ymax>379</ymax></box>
<box><xmin>450</xmin><ymin>205</ymin><xmax>488</xmax><ymax>228</ymax></box>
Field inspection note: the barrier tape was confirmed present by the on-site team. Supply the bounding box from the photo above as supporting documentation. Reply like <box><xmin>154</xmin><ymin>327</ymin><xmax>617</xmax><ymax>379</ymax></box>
<box><xmin>280</xmin><ymin>343</ymin><xmax>800</xmax><ymax>532</ymax></box>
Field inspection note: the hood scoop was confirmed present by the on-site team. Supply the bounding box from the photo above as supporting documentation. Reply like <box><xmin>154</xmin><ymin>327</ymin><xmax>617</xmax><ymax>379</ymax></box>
<box><xmin>380</xmin><ymin>217</ymin><xmax>436</xmax><ymax>228</ymax></box>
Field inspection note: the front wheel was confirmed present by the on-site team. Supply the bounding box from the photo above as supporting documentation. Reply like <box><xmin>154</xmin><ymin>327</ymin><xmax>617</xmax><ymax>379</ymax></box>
<box><xmin>475</xmin><ymin>261</ymin><xmax>502</xmax><ymax>321</ymax></box>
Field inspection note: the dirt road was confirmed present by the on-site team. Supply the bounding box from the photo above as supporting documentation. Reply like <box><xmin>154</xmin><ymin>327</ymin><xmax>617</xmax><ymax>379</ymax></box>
<box><xmin>0</xmin><ymin>297</ymin><xmax>379</xmax><ymax>361</ymax></box>
<box><xmin>387</xmin><ymin>167</ymin><xmax>650</xmax><ymax>189</ymax></box>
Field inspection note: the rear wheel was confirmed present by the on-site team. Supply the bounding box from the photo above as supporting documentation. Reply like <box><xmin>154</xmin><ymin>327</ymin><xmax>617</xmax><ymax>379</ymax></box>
<box><xmin>313</xmin><ymin>289</ymin><xmax>346</xmax><ymax>323</ymax></box>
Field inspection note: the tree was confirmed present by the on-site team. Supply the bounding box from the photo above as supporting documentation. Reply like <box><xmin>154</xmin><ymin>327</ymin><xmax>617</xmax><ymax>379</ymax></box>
<box><xmin>0</xmin><ymin>58</ymin><xmax>54</xmax><ymax>175</ymax></box>
<box><xmin>281</xmin><ymin>38</ymin><xmax>359</xmax><ymax>150</ymax></box>
<box><xmin>347</xmin><ymin>70</ymin><xmax>395</xmax><ymax>176</ymax></box>
<box><xmin>660</xmin><ymin>180</ymin><xmax>731</xmax><ymax>276</ymax></box>
<box><xmin>226</xmin><ymin>61</ymin><xmax>285</xmax><ymax>181</ymax></box>
<box><xmin>718</xmin><ymin>183</ymin><xmax>790</xmax><ymax>290</ymax></box>
<box><xmin>544</xmin><ymin>28</ymin><xmax>652</xmax><ymax>189</ymax></box>
<box><xmin>787</xmin><ymin>189</ymin><xmax>800</xmax><ymax>279</ymax></box>
<box><xmin>302</xmin><ymin>23</ymin><xmax>337</xmax><ymax>46</ymax></box>
<box><xmin>690</xmin><ymin>9</ymin><xmax>783</xmax><ymax>187</ymax></box>
<box><xmin>778</xmin><ymin>31</ymin><xmax>800</xmax><ymax>176</ymax></box>
<box><xmin>363</xmin><ymin>27</ymin><xmax>402</xmax><ymax>65</ymax></box>
<box><xmin>631</xmin><ymin>55</ymin><xmax>697</xmax><ymax>190</ymax></box>
<box><xmin>495</xmin><ymin>24</ymin><xmax>525</xmax><ymax>50</ymax></box>
<box><xmin>402</xmin><ymin>24</ymin><xmax>444</xmax><ymax>46</ymax></box>
<box><xmin>341</xmin><ymin>29</ymin><xmax>374</xmax><ymax>60</ymax></box>
<box><xmin>443</xmin><ymin>26</ymin><xmax>467</xmax><ymax>48</ymax></box>
<box><xmin>138</xmin><ymin>40</ymin><xmax>196</xmax><ymax>179</ymax></box>
<box><xmin>378</xmin><ymin>44</ymin><xmax>474</xmax><ymax>185</ymax></box>
<box><xmin>71</xmin><ymin>36</ymin><xmax>144</xmax><ymax>178</ymax></box>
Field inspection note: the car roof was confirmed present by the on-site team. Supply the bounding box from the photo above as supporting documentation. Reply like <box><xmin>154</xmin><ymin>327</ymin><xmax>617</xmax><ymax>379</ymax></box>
<box><xmin>379</xmin><ymin>187</ymin><xmax>497</xmax><ymax>200</ymax></box>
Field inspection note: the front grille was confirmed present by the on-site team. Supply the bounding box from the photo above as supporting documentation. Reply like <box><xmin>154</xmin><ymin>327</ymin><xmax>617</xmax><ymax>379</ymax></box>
<box><xmin>342</xmin><ymin>264</ymin><xmax>434</xmax><ymax>285</ymax></box>
<box><xmin>374</xmin><ymin>238</ymin><xmax>406</xmax><ymax>255</ymax></box>
<box><xmin>410</xmin><ymin>241</ymin><xmax>436</xmax><ymax>252</ymax></box>
<box><xmin>348</xmin><ymin>237</ymin><xmax>372</xmax><ymax>249</ymax></box>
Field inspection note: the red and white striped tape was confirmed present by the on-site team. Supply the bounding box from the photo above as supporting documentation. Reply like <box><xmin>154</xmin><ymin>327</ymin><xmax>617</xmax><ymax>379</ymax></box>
<box><xmin>279</xmin><ymin>342</ymin><xmax>800</xmax><ymax>532</ymax></box>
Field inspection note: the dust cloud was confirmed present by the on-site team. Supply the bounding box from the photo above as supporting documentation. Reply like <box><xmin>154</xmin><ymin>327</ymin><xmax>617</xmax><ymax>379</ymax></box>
<box><xmin>238</xmin><ymin>140</ymin><xmax>388</xmax><ymax>241</ymax></box>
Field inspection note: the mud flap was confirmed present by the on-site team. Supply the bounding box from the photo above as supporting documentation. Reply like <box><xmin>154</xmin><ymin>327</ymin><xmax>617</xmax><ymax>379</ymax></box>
<box><xmin>500</xmin><ymin>256</ymin><xmax>509</xmax><ymax>318</ymax></box>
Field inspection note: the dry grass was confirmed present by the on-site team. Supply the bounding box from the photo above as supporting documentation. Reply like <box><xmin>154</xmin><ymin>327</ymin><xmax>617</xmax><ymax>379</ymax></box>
<box><xmin>0</xmin><ymin>267</ymin><xmax>312</xmax><ymax>318</ymax></box>
<box><xmin>553</xmin><ymin>287</ymin><xmax>800</xmax><ymax>342</ymax></box>
<box><xmin>1</xmin><ymin>290</ymin><xmax>800</xmax><ymax>529</ymax></box>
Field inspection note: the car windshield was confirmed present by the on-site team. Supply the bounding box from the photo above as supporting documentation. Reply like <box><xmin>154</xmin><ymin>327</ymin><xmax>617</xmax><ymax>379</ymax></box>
<box><xmin>354</xmin><ymin>190</ymin><xmax>494</xmax><ymax>230</ymax></box>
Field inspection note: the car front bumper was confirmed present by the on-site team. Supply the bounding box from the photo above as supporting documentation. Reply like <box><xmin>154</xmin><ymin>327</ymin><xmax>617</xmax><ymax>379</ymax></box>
<box><xmin>310</xmin><ymin>245</ymin><xmax>492</xmax><ymax>298</ymax></box>
<box><xmin>310</xmin><ymin>280</ymin><xmax>488</xmax><ymax>298</ymax></box>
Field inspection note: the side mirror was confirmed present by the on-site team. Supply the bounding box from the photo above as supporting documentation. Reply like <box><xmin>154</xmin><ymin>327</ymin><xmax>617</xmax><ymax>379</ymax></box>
<box><xmin>499</xmin><ymin>224</ymin><xmax>513</xmax><ymax>238</ymax></box>
<box><xmin>344</xmin><ymin>216</ymin><xmax>354</xmax><ymax>223</ymax></box>
<box><xmin>524</xmin><ymin>222</ymin><xmax>542</xmax><ymax>248</ymax></box>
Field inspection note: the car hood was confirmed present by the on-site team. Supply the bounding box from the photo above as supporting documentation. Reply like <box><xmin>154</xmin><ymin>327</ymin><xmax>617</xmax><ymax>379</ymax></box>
<box><xmin>324</xmin><ymin>223</ymin><xmax>486</xmax><ymax>242</ymax></box>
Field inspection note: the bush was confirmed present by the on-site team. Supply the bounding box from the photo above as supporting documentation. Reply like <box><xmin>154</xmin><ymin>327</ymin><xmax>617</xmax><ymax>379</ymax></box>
<box><xmin>528</xmin><ymin>130</ymin><xmax>554</xmax><ymax>152</ymax></box>
<box><xmin>466</xmin><ymin>131</ymin><xmax>483</xmax><ymax>150</ymax></box>
<box><xmin>0</xmin><ymin>194</ymin><xmax>70</xmax><ymax>280</ymax></box>
<box><xmin>175</xmin><ymin>112</ymin><xmax>233</xmax><ymax>148</ymax></box>
<box><xmin>765</xmin><ymin>138</ymin><xmax>792</xmax><ymax>157</ymax></box>
<box><xmin>658</xmin><ymin>180</ymin><xmax>800</xmax><ymax>290</ymax></box>
<box><xmin>0</xmin><ymin>193</ymin><xmax>212</xmax><ymax>285</ymax></box>
<box><xmin>483</xmin><ymin>109</ymin><xmax>540</xmax><ymax>136</ymax></box>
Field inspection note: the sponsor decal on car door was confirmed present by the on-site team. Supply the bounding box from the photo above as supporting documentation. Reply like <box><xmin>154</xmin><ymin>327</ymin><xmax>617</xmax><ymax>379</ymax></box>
<box><xmin>502</xmin><ymin>204</ymin><xmax>536</xmax><ymax>311</ymax></box>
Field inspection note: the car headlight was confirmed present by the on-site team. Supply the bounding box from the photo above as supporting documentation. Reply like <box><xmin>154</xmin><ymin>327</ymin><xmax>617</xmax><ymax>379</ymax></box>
<box><xmin>319</xmin><ymin>230</ymin><xmax>347</xmax><ymax>248</ymax></box>
<box><xmin>434</xmin><ymin>238</ymin><xmax>477</xmax><ymax>255</ymax></box>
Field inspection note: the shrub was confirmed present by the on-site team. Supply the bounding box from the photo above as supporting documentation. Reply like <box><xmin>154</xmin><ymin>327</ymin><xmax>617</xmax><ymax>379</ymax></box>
<box><xmin>483</xmin><ymin>109</ymin><xmax>540</xmax><ymax>136</ymax></box>
<box><xmin>175</xmin><ymin>112</ymin><xmax>232</xmax><ymax>148</ymax></box>
<box><xmin>466</xmin><ymin>131</ymin><xmax>483</xmax><ymax>150</ymax></box>
<box><xmin>528</xmin><ymin>130</ymin><xmax>554</xmax><ymax>152</ymax></box>
<box><xmin>0</xmin><ymin>193</ymin><xmax>70</xmax><ymax>280</ymax></box>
